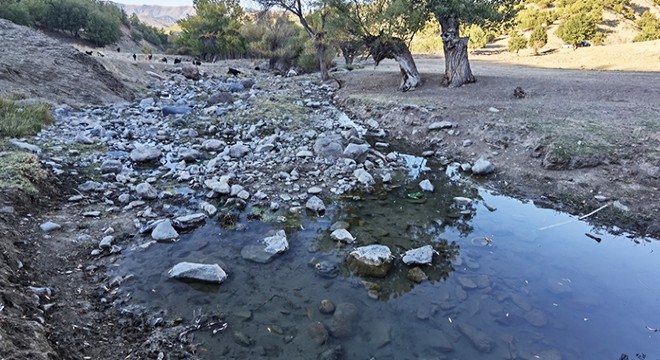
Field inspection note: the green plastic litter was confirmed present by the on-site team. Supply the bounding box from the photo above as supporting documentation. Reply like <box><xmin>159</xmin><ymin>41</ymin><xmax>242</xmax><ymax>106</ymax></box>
<box><xmin>407</xmin><ymin>192</ymin><xmax>423</xmax><ymax>200</ymax></box>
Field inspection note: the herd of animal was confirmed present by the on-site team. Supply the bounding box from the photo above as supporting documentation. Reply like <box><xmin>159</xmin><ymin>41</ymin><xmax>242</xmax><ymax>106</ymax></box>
<box><xmin>83</xmin><ymin>48</ymin><xmax>244</xmax><ymax>77</ymax></box>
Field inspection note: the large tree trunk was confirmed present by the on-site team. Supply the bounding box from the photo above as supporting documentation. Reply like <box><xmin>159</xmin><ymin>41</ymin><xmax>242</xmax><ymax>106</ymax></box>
<box><xmin>315</xmin><ymin>32</ymin><xmax>330</xmax><ymax>81</ymax></box>
<box><xmin>370</xmin><ymin>36</ymin><xmax>421</xmax><ymax>92</ymax></box>
<box><xmin>438</xmin><ymin>15</ymin><xmax>475</xmax><ymax>88</ymax></box>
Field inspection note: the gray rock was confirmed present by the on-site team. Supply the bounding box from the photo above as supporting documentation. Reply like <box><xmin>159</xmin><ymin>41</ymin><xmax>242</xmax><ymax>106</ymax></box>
<box><xmin>139</xmin><ymin>98</ymin><xmax>155</xmax><ymax>109</ymax></box>
<box><xmin>329</xmin><ymin>303</ymin><xmax>359</xmax><ymax>338</ymax></box>
<box><xmin>306</xmin><ymin>196</ymin><xmax>326</xmax><ymax>214</ymax></box>
<box><xmin>229</xmin><ymin>143</ymin><xmax>250</xmax><ymax>158</ymax></box>
<box><xmin>162</xmin><ymin>106</ymin><xmax>192</xmax><ymax>116</ymax></box>
<box><xmin>205</xmin><ymin>179</ymin><xmax>230</xmax><ymax>194</ymax></box>
<box><xmin>202</xmin><ymin>139</ymin><xmax>225</xmax><ymax>151</ymax></box>
<box><xmin>428</xmin><ymin>121</ymin><xmax>454</xmax><ymax>130</ymax></box>
<box><xmin>99</xmin><ymin>236</ymin><xmax>113</xmax><ymax>249</ymax></box>
<box><xmin>75</xmin><ymin>132</ymin><xmax>94</xmax><ymax>144</ymax></box>
<box><xmin>236</xmin><ymin>190</ymin><xmax>250</xmax><ymax>200</ymax></box>
<box><xmin>347</xmin><ymin>245</ymin><xmax>393</xmax><ymax>277</ymax></box>
<box><xmin>39</xmin><ymin>221</ymin><xmax>61</xmax><ymax>232</ymax></box>
<box><xmin>296</xmin><ymin>150</ymin><xmax>314</xmax><ymax>157</ymax></box>
<box><xmin>78</xmin><ymin>180</ymin><xmax>102</xmax><ymax>192</ymax></box>
<box><xmin>330</xmin><ymin>228</ymin><xmax>355</xmax><ymax>243</ymax></box>
<box><xmin>10</xmin><ymin>139</ymin><xmax>41</xmax><ymax>153</ymax></box>
<box><xmin>151</xmin><ymin>220</ymin><xmax>179</xmax><ymax>241</ymax></box>
<box><xmin>230</xmin><ymin>184</ymin><xmax>244</xmax><ymax>196</ymax></box>
<box><xmin>241</xmin><ymin>230</ymin><xmax>289</xmax><ymax>263</ymax></box>
<box><xmin>206</xmin><ymin>92</ymin><xmax>235</xmax><ymax>106</ymax></box>
<box><xmin>402</xmin><ymin>245</ymin><xmax>433</xmax><ymax>265</ymax></box>
<box><xmin>135</xmin><ymin>182</ymin><xmax>158</xmax><ymax>199</ymax></box>
<box><xmin>130</xmin><ymin>146</ymin><xmax>162</xmax><ymax>162</ymax></box>
<box><xmin>313</xmin><ymin>134</ymin><xmax>344</xmax><ymax>160</ymax></box>
<box><xmin>169</xmin><ymin>262</ymin><xmax>227</xmax><ymax>284</ymax></box>
<box><xmin>419</xmin><ymin>179</ymin><xmax>434</xmax><ymax>192</ymax></box>
<box><xmin>453</xmin><ymin>197</ymin><xmax>473</xmax><ymax>206</ymax></box>
<box><xmin>457</xmin><ymin>323</ymin><xmax>495</xmax><ymax>353</ymax></box>
<box><xmin>525</xmin><ymin>309</ymin><xmax>547</xmax><ymax>327</ymax></box>
<box><xmin>342</xmin><ymin>143</ymin><xmax>370</xmax><ymax>160</ymax></box>
<box><xmin>178</xmin><ymin>148</ymin><xmax>202</xmax><ymax>162</ymax></box>
<box><xmin>100</xmin><ymin>160</ymin><xmax>123</xmax><ymax>174</ymax></box>
<box><xmin>173</xmin><ymin>213</ymin><xmax>207</xmax><ymax>229</ymax></box>
<box><xmin>307</xmin><ymin>186</ymin><xmax>323</xmax><ymax>194</ymax></box>
<box><xmin>181</xmin><ymin>64</ymin><xmax>200</xmax><ymax>80</ymax></box>
<box><xmin>353</xmin><ymin>169</ymin><xmax>375</xmax><ymax>186</ymax></box>
<box><xmin>472</xmin><ymin>157</ymin><xmax>495</xmax><ymax>175</ymax></box>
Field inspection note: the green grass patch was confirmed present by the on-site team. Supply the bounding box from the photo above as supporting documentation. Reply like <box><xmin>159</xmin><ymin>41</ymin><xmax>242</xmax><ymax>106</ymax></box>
<box><xmin>0</xmin><ymin>151</ymin><xmax>48</xmax><ymax>193</ymax></box>
<box><xmin>0</xmin><ymin>98</ymin><xmax>52</xmax><ymax>138</ymax></box>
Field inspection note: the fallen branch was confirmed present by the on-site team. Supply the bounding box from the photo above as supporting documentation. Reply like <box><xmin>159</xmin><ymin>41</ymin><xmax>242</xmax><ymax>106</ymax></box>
<box><xmin>539</xmin><ymin>203</ymin><xmax>611</xmax><ymax>231</ymax></box>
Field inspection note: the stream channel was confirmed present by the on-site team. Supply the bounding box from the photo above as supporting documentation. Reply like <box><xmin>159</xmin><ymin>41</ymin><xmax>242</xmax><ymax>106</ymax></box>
<box><xmin>114</xmin><ymin>154</ymin><xmax>660</xmax><ymax>359</ymax></box>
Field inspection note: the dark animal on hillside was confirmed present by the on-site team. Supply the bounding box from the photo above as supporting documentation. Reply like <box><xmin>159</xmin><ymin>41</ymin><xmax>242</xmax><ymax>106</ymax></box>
<box><xmin>116</xmin><ymin>47</ymin><xmax>120</xmax><ymax>52</ymax></box>
<box><xmin>174</xmin><ymin>58</ymin><xmax>182</xmax><ymax>64</ymax></box>
<box><xmin>85</xmin><ymin>50</ymin><xmax>93</xmax><ymax>56</ymax></box>
<box><xmin>193</xmin><ymin>58</ymin><xmax>201</xmax><ymax>66</ymax></box>
<box><xmin>161</xmin><ymin>57</ymin><xmax>168</xmax><ymax>63</ymax></box>
<box><xmin>513</xmin><ymin>86</ymin><xmax>526</xmax><ymax>99</ymax></box>
<box><xmin>227</xmin><ymin>67</ymin><xmax>242</xmax><ymax>77</ymax></box>
<box><xmin>148</xmin><ymin>54</ymin><xmax>153</xmax><ymax>61</ymax></box>
<box><xmin>132</xmin><ymin>53</ymin><xmax>137</xmax><ymax>61</ymax></box>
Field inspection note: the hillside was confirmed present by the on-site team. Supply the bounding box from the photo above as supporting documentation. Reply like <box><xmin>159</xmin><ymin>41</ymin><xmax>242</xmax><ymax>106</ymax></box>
<box><xmin>115</xmin><ymin>3</ymin><xmax>194</xmax><ymax>28</ymax></box>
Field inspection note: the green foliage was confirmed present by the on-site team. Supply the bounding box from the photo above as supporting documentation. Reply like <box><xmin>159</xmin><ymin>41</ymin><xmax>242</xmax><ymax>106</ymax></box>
<box><xmin>174</xmin><ymin>0</ymin><xmax>245</xmax><ymax>59</ymax></box>
<box><xmin>85</xmin><ymin>9</ymin><xmax>122</xmax><ymax>46</ymax></box>
<box><xmin>0</xmin><ymin>98</ymin><xmax>52</xmax><ymax>138</ymax></box>
<box><xmin>516</xmin><ymin>8</ymin><xmax>557</xmax><ymax>30</ymax></box>
<box><xmin>427</xmin><ymin>0</ymin><xmax>513</xmax><ymax>26</ymax></box>
<box><xmin>529</xmin><ymin>25</ymin><xmax>547</xmax><ymax>54</ymax></box>
<box><xmin>463</xmin><ymin>24</ymin><xmax>494</xmax><ymax>49</ymax></box>
<box><xmin>633</xmin><ymin>11</ymin><xmax>660</xmax><ymax>42</ymax></box>
<box><xmin>0</xmin><ymin>0</ymin><xmax>34</xmax><ymax>26</ymax></box>
<box><xmin>130</xmin><ymin>30</ymin><xmax>143</xmax><ymax>42</ymax></box>
<box><xmin>555</xmin><ymin>13</ymin><xmax>597</xmax><ymax>46</ymax></box>
<box><xmin>508</xmin><ymin>32</ymin><xmax>527</xmax><ymax>53</ymax></box>
<box><xmin>409</xmin><ymin>19</ymin><xmax>442</xmax><ymax>53</ymax></box>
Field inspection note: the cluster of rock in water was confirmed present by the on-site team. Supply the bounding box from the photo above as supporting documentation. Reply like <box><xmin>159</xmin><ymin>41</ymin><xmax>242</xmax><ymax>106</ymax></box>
<box><xmin>22</xmin><ymin>65</ymin><xmax>501</xmax><ymax>356</ymax></box>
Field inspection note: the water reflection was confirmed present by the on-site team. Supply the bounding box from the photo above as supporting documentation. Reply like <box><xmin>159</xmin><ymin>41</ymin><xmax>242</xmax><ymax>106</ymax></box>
<box><xmin>114</xmin><ymin>165</ymin><xmax>660</xmax><ymax>359</ymax></box>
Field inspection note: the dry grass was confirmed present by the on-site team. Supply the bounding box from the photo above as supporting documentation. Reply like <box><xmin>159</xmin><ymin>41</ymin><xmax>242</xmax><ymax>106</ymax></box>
<box><xmin>0</xmin><ymin>98</ymin><xmax>52</xmax><ymax>138</ymax></box>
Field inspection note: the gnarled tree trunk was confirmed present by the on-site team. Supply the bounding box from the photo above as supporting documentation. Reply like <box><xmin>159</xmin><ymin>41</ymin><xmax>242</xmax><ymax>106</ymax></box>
<box><xmin>438</xmin><ymin>15</ymin><xmax>475</xmax><ymax>88</ymax></box>
<box><xmin>369</xmin><ymin>36</ymin><xmax>421</xmax><ymax>92</ymax></box>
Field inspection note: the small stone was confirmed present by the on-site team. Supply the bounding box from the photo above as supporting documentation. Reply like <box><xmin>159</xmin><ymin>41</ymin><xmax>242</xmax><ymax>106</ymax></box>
<box><xmin>472</xmin><ymin>157</ymin><xmax>495</xmax><ymax>175</ymax></box>
<box><xmin>525</xmin><ymin>309</ymin><xmax>547</xmax><ymax>327</ymax></box>
<box><xmin>169</xmin><ymin>262</ymin><xmax>227</xmax><ymax>284</ymax></box>
<box><xmin>457</xmin><ymin>322</ymin><xmax>495</xmax><ymax>353</ymax></box>
<box><xmin>419</xmin><ymin>179</ymin><xmax>434</xmax><ymax>192</ymax></box>
<box><xmin>463</xmin><ymin>139</ymin><xmax>473</xmax><ymax>147</ymax></box>
<box><xmin>100</xmin><ymin>160</ymin><xmax>123</xmax><ymax>174</ymax></box>
<box><xmin>151</xmin><ymin>220</ymin><xmax>179</xmax><ymax>241</ymax></box>
<box><xmin>307</xmin><ymin>322</ymin><xmax>329</xmax><ymax>345</ymax></box>
<box><xmin>428</xmin><ymin>121</ymin><xmax>454</xmax><ymax>130</ymax></box>
<box><xmin>172</xmin><ymin>213</ymin><xmax>207</xmax><ymax>229</ymax></box>
<box><xmin>594</xmin><ymin>195</ymin><xmax>609</xmax><ymax>202</ymax></box>
<box><xmin>135</xmin><ymin>182</ymin><xmax>158</xmax><ymax>199</ymax></box>
<box><xmin>307</xmin><ymin>186</ymin><xmax>323</xmax><ymax>194</ymax></box>
<box><xmin>306</xmin><ymin>196</ymin><xmax>326</xmax><ymax>214</ymax></box>
<box><xmin>99</xmin><ymin>236</ymin><xmax>113</xmax><ymax>249</ymax></box>
<box><xmin>347</xmin><ymin>245</ymin><xmax>393</xmax><ymax>277</ymax></box>
<box><xmin>319</xmin><ymin>299</ymin><xmax>335</xmax><ymax>314</ymax></box>
<box><xmin>407</xmin><ymin>267</ymin><xmax>428</xmax><ymax>283</ymax></box>
<box><xmin>39</xmin><ymin>221</ymin><xmax>61</xmax><ymax>232</ymax></box>
<box><xmin>488</xmin><ymin>107</ymin><xmax>500</xmax><ymax>113</ymax></box>
<box><xmin>330</xmin><ymin>228</ymin><xmax>355</xmax><ymax>243</ymax></box>
<box><xmin>130</xmin><ymin>146</ymin><xmax>161</xmax><ymax>162</ymax></box>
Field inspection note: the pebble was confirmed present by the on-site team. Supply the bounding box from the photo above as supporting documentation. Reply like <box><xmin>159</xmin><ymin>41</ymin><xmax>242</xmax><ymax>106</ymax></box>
<box><xmin>39</xmin><ymin>221</ymin><xmax>61</xmax><ymax>232</ymax></box>
<box><xmin>319</xmin><ymin>299</ymin><xmax>335</xmax><ymax>314</ymax></box>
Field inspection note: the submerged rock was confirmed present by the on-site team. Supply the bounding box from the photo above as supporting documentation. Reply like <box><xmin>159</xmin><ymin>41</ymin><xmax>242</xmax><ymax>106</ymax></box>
<box><xmin>306</xmin><ymin>196</ymin><xmax>326</xmax><ymax>214</ymax></box>
<box><xmin>169</xmin><ymin>262</ymin><xmax>227</xmax><ymax>284</ymax></box>
<box><xmin>173</xmin><ymin>213</ymin><xmax>207</xmax><ymax>229</ymax></box>
<box><xmin>329</xmin><ymin>303</ymin><xmax>359</xmax><ymax>338</ymax></box>
<box><xmin>347</xmin><ymin>245</ymin><xmax>393</xmax><ymax>277</ymax></box>
<box><xmin>241</xmin><ymin>230</ymin><xmax>289</xmax><ymax>263</ymax></box>
<box><xmin>330</xmin><ymin>228</ymin><xmax>355</xmax><ymax>243</ymax></box>
<box><xmin>457</xmin><ymin>322</ymin><xmax>495</xmax><ymax>353</ymax></box>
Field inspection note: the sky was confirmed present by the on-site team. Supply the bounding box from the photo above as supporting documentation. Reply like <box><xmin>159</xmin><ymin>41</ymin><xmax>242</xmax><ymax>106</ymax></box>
<box><xmin>118</xmin><ymin>0</ymin><xmax>260</xmax><ymax>7</ymax></box>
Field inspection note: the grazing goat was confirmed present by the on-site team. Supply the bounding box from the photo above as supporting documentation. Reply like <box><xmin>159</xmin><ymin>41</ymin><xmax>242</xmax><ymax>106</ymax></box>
<box><xmin>227</xmin><ymin>67</ymin><xmax>242</xmax><ymax>77</ymax></box>
<box><xmin>161</xmin><ymin>57</ymin><xmax>168</xmax><ymax>63</ymax></box>
<box><xmin>148</xmin><ymin>54</ymin><xmax>153</xmax><ymax>61</ymax></box>
<box><xmin>174</xmin><ymin>58</ymin><xmax>182</xmax><ymax>64</ymax></box>
<box><xmin>116</xmin><ymin>47</ymin><xmax>121</xmax><ymax>53</ymax></box>
<box><xmin>132</xmin><ymin>53</ymin><xmax>137</xmax><ymax>61</ymax></box>
<box><xmin>85</xmin><ymin>50</ymin><xmax>93</xmax><ymax>56</ymax></box>
<box><xmin>193</xmin><ymin>58</ymin><xmax>202</xmax><ymax>66</ymax></box>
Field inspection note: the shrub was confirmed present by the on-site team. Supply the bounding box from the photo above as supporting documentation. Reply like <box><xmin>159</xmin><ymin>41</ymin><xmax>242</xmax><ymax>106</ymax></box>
<box><xmin>85</xmin><ymin>9</ymin><xmax>122</xmax><ymax>46</ymax></box>
<box><xmin>508</xmin><ymin>32</ymin><xmax>527</xmax><ymax>54</ymax></box>
<box><xmin>0</xmin><ymin>1</ymin><xmax>33</xmax><ymax>26</ymax></box>
<box><xmin>0</xmin><ymin>99</ymin><xmax>52</xmax><ymax>138</ymax></box>
<box><xmin>465</xmin><ymin>24</ymin><xmax>489</xmax><ymax>49</ymax></box>
<box><xmin>529</xmin><ymin>26</ymin><xmax>548</xmax><ymax>54</ymax></box>
<box><xmin>633</xmin><ymin>11</ymin><xmax>660</xmax><ymax>42</ymax></box>
<box><xmin>555</xmin><ymin>13</ymin><xmax>598</xmax><ymax>47</ymax></box>
<box><xmin>591</xmin><ymin>32</ymin><xmax>606</xmax><ymax>45</ymax></box>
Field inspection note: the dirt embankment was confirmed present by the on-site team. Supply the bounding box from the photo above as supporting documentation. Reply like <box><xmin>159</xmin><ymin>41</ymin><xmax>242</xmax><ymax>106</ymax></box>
<box><xmin>0</xmin><ymin>19</ymin><xmax>135</xmax><ymax>106</ymax></box>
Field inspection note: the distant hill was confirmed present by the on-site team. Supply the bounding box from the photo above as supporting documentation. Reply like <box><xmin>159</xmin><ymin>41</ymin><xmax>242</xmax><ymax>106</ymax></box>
<box><xmin>115</xmin><ymin>3</ymin><xmax>194</xmax><ymax>29</ymax></box>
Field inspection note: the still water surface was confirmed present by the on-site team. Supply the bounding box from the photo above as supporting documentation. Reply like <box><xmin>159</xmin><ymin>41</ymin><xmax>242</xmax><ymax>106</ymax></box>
<box><xmin>116</xmin><ymin>165</ymin><xmax>660</xmax><ymax>359</ymax></box>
